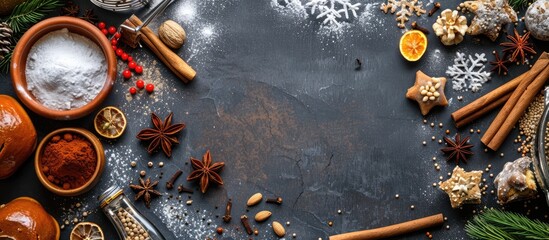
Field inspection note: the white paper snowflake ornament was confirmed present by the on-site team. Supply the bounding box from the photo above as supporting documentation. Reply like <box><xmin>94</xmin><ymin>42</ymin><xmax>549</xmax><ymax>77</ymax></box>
<box><xmin>446</xmin><ymin>52</ymin><xmax>491</xmax><ymax>92</ymax></box>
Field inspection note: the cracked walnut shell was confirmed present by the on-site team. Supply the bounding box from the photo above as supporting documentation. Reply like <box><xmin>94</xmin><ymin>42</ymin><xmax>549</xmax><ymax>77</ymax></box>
<box><xmin>432</xmin><ymin>9</ymin><xmax>468</xmax><ymax>46</ymax></box>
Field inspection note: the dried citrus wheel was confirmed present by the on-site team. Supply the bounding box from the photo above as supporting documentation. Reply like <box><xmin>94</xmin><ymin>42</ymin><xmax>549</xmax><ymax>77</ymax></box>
<box><xmin>94</xmin><ymin>106</ymin><xmax>127</xmax><ymax>139</ymax></box>
<box><xmin>70</xmin><ymin>222</ymin><xmax>104</xmax><ymax>240</ymax></box>
<box><xmin>399</xmin><ymin>30</ymin><xmax>427</xmax><ymax>61</ymax></box>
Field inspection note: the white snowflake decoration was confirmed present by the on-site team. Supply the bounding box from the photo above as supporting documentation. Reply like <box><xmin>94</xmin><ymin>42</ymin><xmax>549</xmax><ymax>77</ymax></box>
<box><xmin>305</xmin><ymin>0</ymin><xmax>361</xmax><ymax>27</ymax></box>
<box><xmin>380</xmin><ymin>0</ymin><xmax>426</xmax><ymax>28</ymax></box>
<box><xmin>446</xmin><ymin>52</ymin><xmax>491</xmax><ymax>93</ymax></box>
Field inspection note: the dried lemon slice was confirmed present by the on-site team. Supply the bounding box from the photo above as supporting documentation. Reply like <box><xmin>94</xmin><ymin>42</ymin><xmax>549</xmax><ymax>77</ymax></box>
<box><xmin>70</xmin><ymin>222</ymin><xmax>104</xmax><ymax>240</ymax></box>
<box><xmin>94</xmin><ymin>106</ymin><xmax>127</xmax><ymax>139</ymax></box>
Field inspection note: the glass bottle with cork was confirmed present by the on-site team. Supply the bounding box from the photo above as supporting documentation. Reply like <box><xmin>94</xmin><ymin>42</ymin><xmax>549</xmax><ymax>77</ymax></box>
<box><xmin>98</xmin><ymin>185</ymin><xmax>166</xmax><ymax>240</ymax></box>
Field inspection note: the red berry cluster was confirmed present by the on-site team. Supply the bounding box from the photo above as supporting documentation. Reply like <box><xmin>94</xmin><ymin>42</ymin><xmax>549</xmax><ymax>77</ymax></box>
<box><xmin>97</xmin><ymin>21</ymin><xmax>154</xmax><ymax>95</ymax></box>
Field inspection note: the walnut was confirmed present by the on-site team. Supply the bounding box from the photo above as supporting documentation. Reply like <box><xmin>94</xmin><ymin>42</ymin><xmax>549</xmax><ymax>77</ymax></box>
<box><xmin>432</xmin><ymin>9</ymin><xmax>468</xmax><ymax>46</ymax></box>
<box><xmin>158</xmin><ymin>20</ymin><xmax>186</xmax><ymax>49</ymax></box>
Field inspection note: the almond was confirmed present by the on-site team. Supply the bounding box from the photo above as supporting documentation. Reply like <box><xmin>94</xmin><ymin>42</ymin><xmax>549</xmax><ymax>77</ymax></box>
<box><xmin>247</xmin><ymin>193</ymin><xmax>263</xmax><ymax>207</ymax></box>
<box><xmin>254</xmin><ymin>210</ymin><xmax>272</xmax><ymax>222</ymax></box>
<box><xmin>272</xmin><ymin>221</ymin><xmax>285</xmax><ymax>237</ymax></box>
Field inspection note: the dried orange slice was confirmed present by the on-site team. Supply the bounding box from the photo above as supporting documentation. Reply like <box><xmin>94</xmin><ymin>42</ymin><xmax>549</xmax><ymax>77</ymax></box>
<box><xmin>70</xmin><ymin>222</ymin><xmax>104</xmax><ymax>240</ymax></box>
<box><xmin>399</xmin><ymin>30</ymin><xmax>427</xmax><ymax>61</ymax></box>
<box><xmin>94</xmin><ymin>106</ymin><xmax>127</xmax><ymax>139</ymax></box>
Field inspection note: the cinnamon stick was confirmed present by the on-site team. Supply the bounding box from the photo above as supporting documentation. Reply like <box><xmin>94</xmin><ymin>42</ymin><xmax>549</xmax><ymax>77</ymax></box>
<box><xmin>121</xmin><ymin>19</ymin><xmax>188</xmax><ymax>81</ymax></box>
<box><xmin>482</xmin><ymin>52</ymin><xmax>549</xmax><ymax>150</ymax></box>
<box><xmin>329</xmin><ymin>213</ymin><xmax>444</xmax><ymax>240</ymax></box>
<box><xmin>128</xmin><ymin>15</ymin><xmax>196</xmax><ymax>82</ymax></box>
<box><xmin>140</xmin><ymin>32</ymin><xmax>188</xmax><ymax>81</ymax></box>
<box><xmin>451</xmin><ymin>72</ymin><xmax>525</xmax><ymax>128</ymax></box>
<box><xmin>454</xmin><ymin>92</ymin><xmax>511</xmax><ymax>128</ymax></box>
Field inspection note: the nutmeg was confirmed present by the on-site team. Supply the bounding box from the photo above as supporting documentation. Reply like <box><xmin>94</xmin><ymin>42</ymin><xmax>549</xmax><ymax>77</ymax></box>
<box><xmin>158</xmin><ymin>20</ymin><xmax>186</xmax><ymax>49</ymax></box>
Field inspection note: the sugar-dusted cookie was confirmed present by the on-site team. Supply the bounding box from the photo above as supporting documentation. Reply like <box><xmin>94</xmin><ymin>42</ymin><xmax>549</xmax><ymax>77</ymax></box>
<box><xmin>525</xmin><ymin>0</ymin><xmax>549</xmax><ymax>41</ymax></box>
<box><xmin>440</xmin><ymin>166</ymin><xmax>483</xmax><ymax>208</ymax></box>
<box><xmin>458</xmin><ymin>0</ymin><xmax>518</xmax><ymax>41</ymax></box>
<box><xmin>494</xmin><ymin>157</ymin><xmax>537</xmax><ymax>205</ymax></box>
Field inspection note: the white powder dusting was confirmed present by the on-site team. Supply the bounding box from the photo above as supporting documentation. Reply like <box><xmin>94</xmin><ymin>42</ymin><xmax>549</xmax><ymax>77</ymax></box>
<box><xmin>271</xmin><ymin>0</ymin><xmax>308</xmax><ymax>19</ymax></box>
<box><xmin>26</xmin><ymin>28</ymin><xmax>107</xmax><ymax>110</ymax></box>
<box><xmin>271</xmin><ymin>0</ymin><xmax>363</xmax><ymax>36</ymax></box>
<box><xmin>170</xmin><ymin>0</ymin><xmax>224</xmax><ymax>67</ymax></box>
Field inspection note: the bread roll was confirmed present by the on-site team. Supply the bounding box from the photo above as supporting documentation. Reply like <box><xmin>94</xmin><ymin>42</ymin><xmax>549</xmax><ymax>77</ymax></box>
<box><xmin>0</xmin><ymin>197</ymin><xmax>60</xmax><ymax>239</ymax></box>
<box><xmin>0</xmin><ymin>95</ymin><xmax>37</xmax><ymax>179</ymax></box>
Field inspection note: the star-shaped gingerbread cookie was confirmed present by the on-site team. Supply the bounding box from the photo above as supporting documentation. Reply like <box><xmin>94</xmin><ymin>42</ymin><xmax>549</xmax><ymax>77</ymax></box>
<box><xmin>440</xmin><ymin>166</ymin><xmax>483</xmax><ymax>208</ymax></box>
<box><xmin>406</xmin><ymin>70</ymin><xmax>448</xmax><ymax>116</ymax></box>
<box><xmin>459</xmin><ymin>0</ymin><xmax>518</xmax><ymax>41</ymax></box>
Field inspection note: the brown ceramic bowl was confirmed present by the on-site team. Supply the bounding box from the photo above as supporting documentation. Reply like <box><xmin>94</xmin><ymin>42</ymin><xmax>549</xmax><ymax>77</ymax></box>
<box><xmin>35</xmin><ymin>128</ymin><xmax>105</xmax><ymax>196</ymax></box>
<box><xmin>10</xmin><ymin>16</ymin><xmax>117</xmax><ymax>120</ymax></box>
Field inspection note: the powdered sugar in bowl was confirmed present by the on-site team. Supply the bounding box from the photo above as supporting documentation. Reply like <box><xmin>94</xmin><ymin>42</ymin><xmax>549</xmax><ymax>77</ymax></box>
<box><xmin>11</xmin><ymin>17</ymin><xmax>117</xmax><ymax>120</ymax></box>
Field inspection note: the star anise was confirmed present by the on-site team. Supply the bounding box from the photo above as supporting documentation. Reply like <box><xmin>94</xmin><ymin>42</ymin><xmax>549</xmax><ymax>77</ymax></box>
<box><xmin>129</xmin><ymin>177</ymin><xmax>162</xmax><ymax>208</ymax></box>
<box><xmin>500</xmin><ymin>29</ymin><xmax>536</xmax><ymax>64</ymax></box>
<box><xmin>441</xmin><ymin>133</ymin><xmax>474</xmax><ymax>164</ymax></box>
<box><xmin>187</xmin><ymin>150</ymin><xmax>225</xmax><ymax>193</ymax></box>
<box><xmin>489</xmin><ymin>51</ymin><xmax>510</xmax><ymax>76</ymax></box>
<box><xmin>136</xmin><ymin>112</ymin><xmax>186</xmax><ymax>157</ymax></box>
<box><xmin>80</xmin><ymin>9</ymin><xmax>98</xmax><ymax>25</ymax></box>
<box><xmin>61</xmin><ymin>1</ymin><xmax>79</xmax><ymax>17</ymax></box>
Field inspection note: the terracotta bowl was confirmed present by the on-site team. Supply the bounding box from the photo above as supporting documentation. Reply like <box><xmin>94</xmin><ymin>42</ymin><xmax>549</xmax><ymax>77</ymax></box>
<box><xmin>35</xmin><ymin>128</ymin><xmax>106</xmax><ymax>196</ymax></box>
<box><xmin>10</xmin><ymin>16</ymin><xmax>117</xmax><ymax>120</ymax></box>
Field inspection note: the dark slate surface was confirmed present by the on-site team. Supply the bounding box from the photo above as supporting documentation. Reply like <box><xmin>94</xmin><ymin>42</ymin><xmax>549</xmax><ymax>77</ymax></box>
<box><xmin>2</xmin><ymin>0</ymin><xmax>549</xmax><ymax>239</ymax></box>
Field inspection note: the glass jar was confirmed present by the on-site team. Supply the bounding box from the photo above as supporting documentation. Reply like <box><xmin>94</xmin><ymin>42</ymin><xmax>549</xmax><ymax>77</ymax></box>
<box><xmin>98</xmin><ymin>185</ymin><xmax>166</xmax><ymax>240</ymax></box>
<box><xmin>532</xmin><ymin>88</ymin><xmax>549</xmax><ymax>206</ymax></box>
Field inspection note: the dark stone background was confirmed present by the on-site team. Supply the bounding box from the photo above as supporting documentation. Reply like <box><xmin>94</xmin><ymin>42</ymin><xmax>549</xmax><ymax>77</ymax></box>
<box><xmin>1</xmin><ymin>0</ymin><xmax>549</xmax><ymax>239</ymax></box>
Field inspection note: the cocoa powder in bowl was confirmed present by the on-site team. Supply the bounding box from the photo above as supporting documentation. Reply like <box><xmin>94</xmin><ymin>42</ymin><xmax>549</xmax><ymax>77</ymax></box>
<box><xmin>40</xmin><ymin>133</ymin><xmax>97</xmax><ymax>190</ymax></box>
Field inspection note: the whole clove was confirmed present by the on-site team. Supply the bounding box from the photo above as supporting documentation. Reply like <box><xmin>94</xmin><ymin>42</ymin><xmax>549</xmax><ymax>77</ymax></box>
<box><xmin>428</xmin><ymin>2</ymin><xmax>441</xmax><ymax>16</ymax></box>
<box><xmin>177</xmin><ymin>184</ymin><xmax>194</xmax><ymax>194</ymax></box>
<box><xmin>355</xmin><ymin>58</ymin><xmax>362</xmax><ymax>70</ymax></box>
<box><xmin>166</xmin><ymin>170</ymin><xmax>182</xmax><ymax>189</ymax></box>
<box><xmin>266</xmin><ymin>197</ymin><xmax>283</xmax><ymax>205</ymax></box>
<box><xmin>240</xmin><ymin>215</ymin><xmax>253</xmax><ymax>235</ymax></box>
<box><xmin>411</xmin><ymin>22</ymin><xmax>430</xmax><ymax>34</ymax></box>
<box><xmin>222</xmin><ymin>199</ymin><xmax>232</xmax><ymax>223</ymax></box>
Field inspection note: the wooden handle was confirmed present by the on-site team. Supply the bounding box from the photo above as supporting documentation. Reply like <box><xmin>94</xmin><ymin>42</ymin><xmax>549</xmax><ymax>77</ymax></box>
<box><xmin>329</xmin><ymin>213</ymin><xmax>444</xmax><ymax>240</ymax></box>
<box><xmin>129</xmin><ymin>15</ymin><xmax>196</xmax><ymax>82</ymax></box>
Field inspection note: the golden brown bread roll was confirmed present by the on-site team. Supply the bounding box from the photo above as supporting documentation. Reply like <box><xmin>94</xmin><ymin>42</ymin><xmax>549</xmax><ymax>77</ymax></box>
<box><xmin>0</xmin><ymin>95</ymin><xmax>37</xmax><ymax>179</ymax></box>
<box><xmin>0</xmin><ymin>197</ymin><xmax>60</xmax><ymax>240</ymax></box>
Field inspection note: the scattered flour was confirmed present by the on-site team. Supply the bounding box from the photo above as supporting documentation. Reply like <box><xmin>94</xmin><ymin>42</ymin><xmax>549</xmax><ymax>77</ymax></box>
<box><xmin>271</xmin><ymin>0</ymin><xmax>364</xmax><ymax>35</ymax></box>
<box><xmin>171</xmin><ymin>0</ymin><xmax>223</xmax><ymax>66</ymax></box>
<box><xmin>26</xmin><ymin>28</ymin><xmax>107</xmax><ymax>110</ymax></box>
